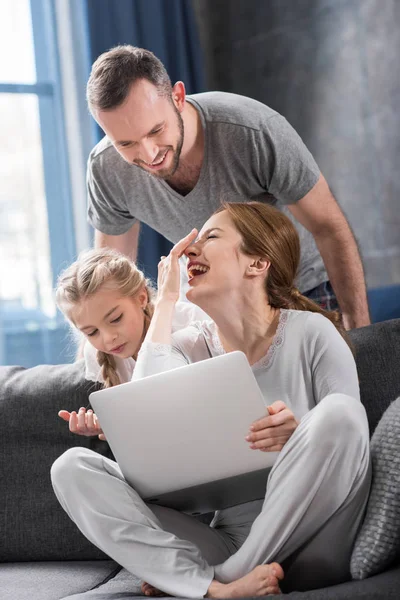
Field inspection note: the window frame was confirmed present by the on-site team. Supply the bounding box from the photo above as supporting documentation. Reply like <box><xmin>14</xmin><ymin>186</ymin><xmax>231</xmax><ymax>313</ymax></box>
<box><xmin>0</xmin><ymin>0</ymin><xmax>83</xmax><ymax>366</ymax></box>
<box><xmin>0</xmin><ymin>0</ymin><xmax>77</xmax><ymax>293</ymax></box>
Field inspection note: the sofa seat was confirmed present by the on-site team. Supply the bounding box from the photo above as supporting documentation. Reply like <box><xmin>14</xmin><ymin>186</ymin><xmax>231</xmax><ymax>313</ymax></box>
<box><xmin>0</xmin><ymin>560</ymin><xmax>118</xmax><ymax>600</ymax></box>
<box><xmin>11</xmin><ymin>561</ymin><xmax>397</xmax><ymax>600</ymax></box>
<box><xmin>60</xmin><ymin>563</ymin><xmax>400</xmax><ymax>600</ymax></box>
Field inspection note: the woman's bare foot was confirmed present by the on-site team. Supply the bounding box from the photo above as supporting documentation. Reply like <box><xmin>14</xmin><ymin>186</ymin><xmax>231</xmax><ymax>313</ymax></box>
<box><xmin>207</xmin><ymin>563</ymin><xmax>284</xmax><ymax>598</ymax></box>
<box><xmin>140</xmin><ymin>563</ymin><xmax>284</xmax><ymax>598</ymax></box>
<box><xmin>141</xmin><ymin>581</ymin><xmax>167</xmax><ymax>597</ymax></box>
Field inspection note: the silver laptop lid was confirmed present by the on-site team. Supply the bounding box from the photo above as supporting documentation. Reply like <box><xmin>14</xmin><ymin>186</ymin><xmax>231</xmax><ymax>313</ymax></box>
<box><xmin>90</xmin><ymin>351</ymin><xmax>276</xmax><ymax>502</ymax></box>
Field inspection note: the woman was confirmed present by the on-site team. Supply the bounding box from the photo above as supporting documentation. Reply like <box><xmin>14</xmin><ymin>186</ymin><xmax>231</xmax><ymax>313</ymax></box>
<box><xmin>51</xmin><ymin>202</ymin><xmax>370</xmax><ymax>597</ymax></box>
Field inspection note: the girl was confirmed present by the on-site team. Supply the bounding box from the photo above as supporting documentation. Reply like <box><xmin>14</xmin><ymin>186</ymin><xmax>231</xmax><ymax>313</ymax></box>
<box><xmin>55</xmin><ymin>247</ymin><xmax>205</xmax><ymax>438</ymax></box>
<box><xmin>52</xmin><ymin>204</ymin><xmax>370</xmax><ymax>597</ymax></box>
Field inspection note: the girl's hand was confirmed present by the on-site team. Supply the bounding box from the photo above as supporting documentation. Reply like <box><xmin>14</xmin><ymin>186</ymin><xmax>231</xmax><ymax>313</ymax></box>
<box><xmin>246</xmin><ymin>401</ymin><xmax>298</xmax><ymax>452</ymax></box>
<box><xmin>157</xmin><ymin>229</ymin><xmax>198</xmax><ymax>304</ymax></box>
<box><xmin>58</xmin><ymin>408</ymin><xmax>106</xmax><ymax>441</ymax></box>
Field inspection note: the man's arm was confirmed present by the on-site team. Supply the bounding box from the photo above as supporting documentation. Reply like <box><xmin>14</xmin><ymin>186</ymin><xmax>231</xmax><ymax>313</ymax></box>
<box><xmin>288</xmin><ymin>174</ymin><xmax>370</xmax><ymax>329</ymax></box>
<box><xmin>94</xmin><ymin>221</ymin><xmax>141</xmax><ymax>262</ymax></box>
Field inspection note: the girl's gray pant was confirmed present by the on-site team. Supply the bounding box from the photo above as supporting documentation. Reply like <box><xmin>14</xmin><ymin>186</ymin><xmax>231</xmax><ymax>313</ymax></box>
<box><xmin>51</xmin><ymin>393</ymin><xmax>371</xmax><ymax>597</ymax></box>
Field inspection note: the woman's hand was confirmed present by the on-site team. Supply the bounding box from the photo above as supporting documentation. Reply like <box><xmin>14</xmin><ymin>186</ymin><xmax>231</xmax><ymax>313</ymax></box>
<box><xmin>157</xmin><ymin>229</ymin><xmax>198</xmax><ymax>304</ymax></box>
<box><xmin>246</xmin><ymin>401</ymin><xmax>298</xmax><ymax>452</ymax></box>
<box><xmin>58</xmin><ymin>408</ymin><xmax>106</xmax><ymax>441</ymax></box>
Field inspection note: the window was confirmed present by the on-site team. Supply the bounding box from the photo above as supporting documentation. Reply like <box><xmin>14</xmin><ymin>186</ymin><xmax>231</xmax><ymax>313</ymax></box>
<box><xmin>0</xmin><ymin>0</ymin><xmax>78</xmax><ymax>366</ymax></box>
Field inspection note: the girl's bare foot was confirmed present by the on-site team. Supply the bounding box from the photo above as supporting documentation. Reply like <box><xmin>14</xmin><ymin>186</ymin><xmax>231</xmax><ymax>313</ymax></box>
<box><xmin>141</xmin><ymin>581</ymin><xmax>167</xmax><ymax>597</ymax></box>
<box><xmin>207</xmin><ymin>563</ymin><xmax>284</xmax><ymax>598</ymax></box>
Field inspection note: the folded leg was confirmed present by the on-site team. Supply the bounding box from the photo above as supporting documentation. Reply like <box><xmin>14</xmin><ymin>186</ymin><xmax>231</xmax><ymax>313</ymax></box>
<box><xmin>51</xmin><ymin>448</ymin><xmax>235</xmax><ymax>598</ymax></box>
<box><xmin>215</xmin><ymin>394</ymin><xmax>371</xmax><ymax>591</ymax></box>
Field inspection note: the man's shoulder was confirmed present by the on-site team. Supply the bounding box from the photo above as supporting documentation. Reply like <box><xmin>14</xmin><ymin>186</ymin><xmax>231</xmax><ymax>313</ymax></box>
<box><xmin>87</xmin><ymin>136</ymin><xmax>148</xmax><ymax>196</ymax></box>
<box><xmin>88</xmin><ymin>136</ymin><xmax>122</xmax><ymax>168</ymax></box>
<box><xmin>188</xmin><ymin>91</ymin><xmax>280</xmax><ymax>132</ymax></box>
<box><xmin>88</xmin><ymin>136</ymin><xmax>144</xmax><ymax>184</ymax></box>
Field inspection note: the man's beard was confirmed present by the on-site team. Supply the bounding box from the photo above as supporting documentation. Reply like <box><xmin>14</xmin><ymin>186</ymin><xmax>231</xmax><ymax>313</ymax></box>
<box><xmin>134</xmin><ymin>103</ymin><xmax>184</xmax><ymax>180</ymax></box>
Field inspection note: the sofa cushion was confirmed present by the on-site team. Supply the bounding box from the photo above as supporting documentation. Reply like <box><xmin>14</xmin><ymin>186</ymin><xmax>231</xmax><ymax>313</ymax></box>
<box><xmin>0</xmin><ymin>560</ymin><xmax>118</xmax><ymax>600</ymax></box>
<box><xmin>350</xmin><ymin>397</ymin><xmax>400</xmax><ymax>579</ymax></box>
<box><xmin>0</xmin><ymin>361</ymin><xmax>113</xmax><ymax>561</ymax></box>
<box><xmin>348</xmin><ymin>318</ymin><xmax>400</xmax><ymax>435</ymax></box>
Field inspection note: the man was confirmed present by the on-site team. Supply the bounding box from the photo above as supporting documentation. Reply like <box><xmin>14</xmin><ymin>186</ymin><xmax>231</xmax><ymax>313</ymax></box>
<box><xmin>86</xmin><ymin>45</ymin><xmax>370</xmax><ymax>329</ymax></box>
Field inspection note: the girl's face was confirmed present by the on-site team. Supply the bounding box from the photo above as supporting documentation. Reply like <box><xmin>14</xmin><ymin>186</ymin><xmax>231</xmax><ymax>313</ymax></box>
<box><xmin>184</xmin><ymin>210</ymin><xmax>265</xmax><ymax>305</ymax></box>
<box><xmin>71</xmin><ymin>285</ymin><xmax>148</xmax><ymax>359</ymax></box>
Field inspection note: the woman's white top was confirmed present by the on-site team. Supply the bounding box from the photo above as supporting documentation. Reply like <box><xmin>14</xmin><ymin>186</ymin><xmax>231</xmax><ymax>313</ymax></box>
<box><xmin>133</xmin><ymin>309</ymin><xmax>360</xmax><ymax>421</ymax></box>
<box><xmin>83</xmin><ymin>302</ymin><xmax>208</xmax><ymax>385</ymax></box>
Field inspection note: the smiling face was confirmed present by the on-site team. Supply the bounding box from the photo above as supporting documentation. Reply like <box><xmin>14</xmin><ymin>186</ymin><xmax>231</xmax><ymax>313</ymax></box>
<box><xmin>94</xmin><ymin>79</ymin><xmax>184</xmax><ymax>179</ymax></box>
<box><xmin>184</xmin><ymin>210</ymin><xmax>266</xmax><ymax>306</ymax></box>
<box><xmin>71</xmin><ymin>285</ymin><xmax>148</xmax><ymax>359</ymax></box>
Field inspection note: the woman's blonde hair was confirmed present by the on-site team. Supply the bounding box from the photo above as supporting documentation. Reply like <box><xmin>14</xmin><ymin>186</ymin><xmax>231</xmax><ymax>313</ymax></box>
<box><xmin>215</xmin><ymin>202</ymin><xmax>351</xmax><ymax>347</ymax></box>
<box><xmin>56</xmin><ymin>248</ymin><xmax>155</xmax><ymax>387</ymax></box>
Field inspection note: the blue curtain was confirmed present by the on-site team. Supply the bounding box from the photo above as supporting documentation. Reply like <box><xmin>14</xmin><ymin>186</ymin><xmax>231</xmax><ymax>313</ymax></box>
<box><xmin>85</xmin><ymin>0</ymin><xmax>205</xmax><ymax>281</ymax></box>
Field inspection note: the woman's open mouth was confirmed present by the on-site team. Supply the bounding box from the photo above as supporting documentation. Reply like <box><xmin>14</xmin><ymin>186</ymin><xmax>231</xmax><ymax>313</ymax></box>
<box><xmin>187</xmin><ymin>263</ymin><xmax>209</xmax><ymax>282</ymax></box>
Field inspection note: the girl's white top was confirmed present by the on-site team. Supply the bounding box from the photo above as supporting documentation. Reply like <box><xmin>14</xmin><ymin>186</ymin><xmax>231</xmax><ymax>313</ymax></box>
<box><xmin>83</xmin><ymin>302</ymin><xmax>208</xmax><ymax>384</ymax></box>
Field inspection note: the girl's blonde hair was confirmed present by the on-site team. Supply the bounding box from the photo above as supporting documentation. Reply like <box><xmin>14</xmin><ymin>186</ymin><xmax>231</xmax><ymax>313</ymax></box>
<box><xmin>56</xmin><ymin>248</ymin><xmax>155</xmax><ymax>387</ymax></box>
<box><xmin>215</xmin><ymin>202</ymin><xmax>351</xmax><ymax>348</ymax></box>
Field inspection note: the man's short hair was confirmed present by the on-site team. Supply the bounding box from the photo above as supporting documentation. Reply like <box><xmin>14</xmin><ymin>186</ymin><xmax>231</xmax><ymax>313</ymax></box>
<box><xmin>87</xmin><ymin>45</ymin><xmax>172</xmax><ymax>112</ymax></box>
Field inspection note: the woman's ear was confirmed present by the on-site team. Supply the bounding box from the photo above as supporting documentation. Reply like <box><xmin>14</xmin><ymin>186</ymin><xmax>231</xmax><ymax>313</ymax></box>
<box><xmin>246</xmin><ymin>257</ymin><xmax>270</xmax><ymax>278</ymax></box>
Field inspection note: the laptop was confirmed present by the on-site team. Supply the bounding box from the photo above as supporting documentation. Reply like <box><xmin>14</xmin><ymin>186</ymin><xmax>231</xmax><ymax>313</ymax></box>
<box><xmin>89</xmin><ymin>351</ymin><xmax>278</xmax><ymax>515</ymax></box>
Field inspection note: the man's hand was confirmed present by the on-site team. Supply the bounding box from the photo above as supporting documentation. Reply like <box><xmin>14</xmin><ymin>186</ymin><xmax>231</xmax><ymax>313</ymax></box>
<box><xmin>58</xmin><ymin>407</ymin><xmax>106</xmax><ymax>441</ymax></box>
<box><xmin>246</xmin><ymin>401</ymin><xmax>298</xmax><ymax>452</ymax></box>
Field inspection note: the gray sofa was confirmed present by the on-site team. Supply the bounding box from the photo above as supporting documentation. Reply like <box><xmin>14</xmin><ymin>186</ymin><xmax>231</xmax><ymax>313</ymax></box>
<box><xmin>1</xmin><ymin>319</ymin><xmax>400</xmax><ymax>600</ymax></box>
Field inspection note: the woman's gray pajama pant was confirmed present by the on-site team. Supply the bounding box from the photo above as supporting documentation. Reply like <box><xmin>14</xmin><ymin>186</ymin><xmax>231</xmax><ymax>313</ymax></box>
<box><xmin>51</xmin><ymin>393</ymin><xmax>371</xmax><ymax>597</ymax></box>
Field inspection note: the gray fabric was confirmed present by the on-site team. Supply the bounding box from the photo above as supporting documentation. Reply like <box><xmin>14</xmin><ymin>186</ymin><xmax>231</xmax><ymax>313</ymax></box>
<box><xmin>0</xmin><ymin>561</ymin><xmax>117</xmax><ymax>600</ymax></box>
<box><xmin>348</xmin><ymin>318</ymin><xmax>400</xmax><ymax>435</ymax></box>
<box><xmin>351</xmin><ymin>397</ymin><xmax>400</xmax><ymax>579</ymax></box>
<box><xmin>0</xmin><ymin>361</ymin><xmax>113</xmax><ymax>561</ymax></box>
<box><xmin>87</xmin><ymin>91</ymin><xmax>326</xmax><ymax>293</ymax></box>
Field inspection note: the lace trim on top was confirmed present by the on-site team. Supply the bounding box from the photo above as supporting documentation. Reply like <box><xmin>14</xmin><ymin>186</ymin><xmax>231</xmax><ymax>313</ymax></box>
<box><xmin>211</xmin><ymin>309</ymin><xmax>289</xmax><ymax>371</ymax></box>
<box><xmin>139</xmin><ymin>340</ymin><xmax>172</xmax><ymax>355</ymax></box>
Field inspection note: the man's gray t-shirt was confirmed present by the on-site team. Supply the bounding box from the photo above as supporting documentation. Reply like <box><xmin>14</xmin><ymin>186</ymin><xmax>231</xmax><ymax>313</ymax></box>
<box><xmin>87</xmin><ymin>91</ymin><xmax>327</xmax><ymax>292</ymax></box>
